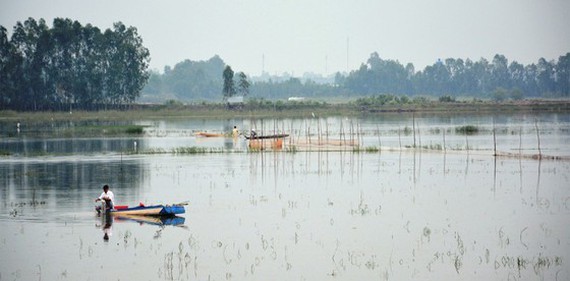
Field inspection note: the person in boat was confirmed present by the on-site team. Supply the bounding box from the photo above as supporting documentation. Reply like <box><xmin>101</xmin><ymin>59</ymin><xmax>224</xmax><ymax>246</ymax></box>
<box><xmin>95</xmin><ymin>184</ymin><xmax>115</xmax><ymax>213</ymax></box>
<box><xmin>232</xmin><ymin>126</ymin><xmax>239</xmax><ymax>138</ymax></box>
<box><xmin>250</xmin><ymin>128</ymin><xmax>257</xmax><ymax>138</ymax></box>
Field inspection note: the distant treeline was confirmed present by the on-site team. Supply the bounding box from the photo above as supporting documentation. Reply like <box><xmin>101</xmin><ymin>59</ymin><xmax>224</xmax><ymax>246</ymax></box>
<box><xmin>0</xmin><ymin>18</ymin><xmax>150</xmax><ymax>111</ymax></box>
<box><xmin>341</xmin><ymin>52</ymin><xmax>570</xmax><ymax>99</ymax></box>
<box><xmin>143</xmin><ymin>56</ymin><xmax>225</xmax><ymax>102</ymax></box>
<box><xmin>143</xmin><ymin>52</ymin><xmax>569</xmax><ymax>102</ymax></box>
<box><xmin>2</xmin><ymin>18</ymin><xmax>568</xmax><ymax>111</ymax></box>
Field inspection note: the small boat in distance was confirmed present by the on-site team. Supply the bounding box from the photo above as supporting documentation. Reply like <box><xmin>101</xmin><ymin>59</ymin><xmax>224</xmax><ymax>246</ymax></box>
<box><xmin>244</xmin><ymin>133</ymin><xmax>289</xmax><ymax>140</ymax></box>
<box><xmin>194</xmin><ymin>132</ymin><xmax>225</xmax><ymax>137</ymax></box>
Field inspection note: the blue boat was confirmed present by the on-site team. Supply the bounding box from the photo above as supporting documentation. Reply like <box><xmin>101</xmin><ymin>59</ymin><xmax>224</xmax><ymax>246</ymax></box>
<box><xmin>110</xmin><ymin>204</ymin><xmax>185</xmax><ymax>216</ymax></box>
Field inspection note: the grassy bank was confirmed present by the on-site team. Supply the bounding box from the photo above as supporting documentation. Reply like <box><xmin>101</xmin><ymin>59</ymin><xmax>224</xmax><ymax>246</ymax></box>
<box><xmin>1</xmin><ymin>99</ymin><xmax>569</xmax><ymax>121</ymax></box>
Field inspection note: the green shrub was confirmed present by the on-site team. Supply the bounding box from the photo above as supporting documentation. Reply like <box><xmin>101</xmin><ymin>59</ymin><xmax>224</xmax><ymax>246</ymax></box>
<box><xmin>439</xmin><ymin>95</ymin><xmax>456</xmax><ymax>102</ymax></box>
<box><xmin>456</xmin><ymin>125</ymin><xmax>479</xmax><ymax>135</ymax></box>
<box><xmin>125</xmin><ymin>126</ymin><xmax>144</xmax><ymax>134</ymax></box>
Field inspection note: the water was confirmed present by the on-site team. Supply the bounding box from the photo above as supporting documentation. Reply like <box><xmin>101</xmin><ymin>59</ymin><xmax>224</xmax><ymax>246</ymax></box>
<box><xmin>0</xmin><ymin>113</ymin><xmax>569</xmax><ymax>280</ymax></box>
<box><xmin>2</xmin><ymin>113</ymin><xmax>570</xmax><ymax>156</ymax></box>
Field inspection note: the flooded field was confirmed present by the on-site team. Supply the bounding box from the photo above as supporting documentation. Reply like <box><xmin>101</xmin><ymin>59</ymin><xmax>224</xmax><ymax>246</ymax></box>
<box><xmin>2</xmin><ymin>113</ymin><xmax>570</xmax><ymax>156</ymax></box>
<box><xmin>0</xmin><ymin>112</ymin><xmax>569</xmax><ymax>280</ymax></box>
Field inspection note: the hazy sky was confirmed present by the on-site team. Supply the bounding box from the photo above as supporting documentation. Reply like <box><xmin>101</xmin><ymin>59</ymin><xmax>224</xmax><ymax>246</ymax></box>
<box><xmin>1</xmin><ymin>0</ymin><xmax>569</xmax><ymax>76</ymax></box>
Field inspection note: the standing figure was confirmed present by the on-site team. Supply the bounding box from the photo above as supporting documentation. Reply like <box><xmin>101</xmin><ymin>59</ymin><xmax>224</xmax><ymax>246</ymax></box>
<box><xmin>232</xmin><ymin>126</ymin><xmax>239</xmax><ymax>138</ymax></box>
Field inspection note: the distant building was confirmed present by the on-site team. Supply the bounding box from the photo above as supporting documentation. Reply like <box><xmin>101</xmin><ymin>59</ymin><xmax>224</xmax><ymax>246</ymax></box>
<box><xmin>288</xmin><ymin>97</ymin><xmax>305</xmax><ymax>102</ymax></box>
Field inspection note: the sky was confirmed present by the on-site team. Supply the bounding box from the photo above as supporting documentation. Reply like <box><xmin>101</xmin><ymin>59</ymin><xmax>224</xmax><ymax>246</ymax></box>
<box><xmin>1</xmin><ymin>0</ymin><xmax>569</xmax><ymax>77</ymax></box>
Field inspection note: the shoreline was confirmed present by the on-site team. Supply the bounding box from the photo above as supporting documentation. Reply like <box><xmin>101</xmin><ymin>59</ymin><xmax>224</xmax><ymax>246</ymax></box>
<box><xmin>1</xmin><ymin>99</ymin><xmax>569</xmax><ymax>121</ymax></box>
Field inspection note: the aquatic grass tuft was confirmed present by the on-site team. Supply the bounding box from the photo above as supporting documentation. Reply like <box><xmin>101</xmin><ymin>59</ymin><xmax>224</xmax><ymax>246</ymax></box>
<box><xmin>456</xmin><ymin>125</ymin><xmax>479</xmax><ymax>135</ymax></box>
<box><xmin>364</xmin><ymin>146</ymin><xmax>379</xmax><ymax>153</ymax></box>
<box><xmin>55</xmin><ymin>124</ymin><xmax>147</xmax><ymax>137</ymax></box>
<box><xmin>286</xmin><ymin>145</ymin><xmax>298</xmax><ymax>153</ymax></box>
<box><xmin>429</xmin><ymin>143</ymin><xmax>443</xmax><ymax>150</ymax></box>
<box><xmin>172</xmin><ymin>147</ymin><xmax>208</xmax><ymax>154</ymax></box>
<box><xmin>125</xmin><ymin>125</ymin><xmax>144</xmax><ymax>134</ymax></box>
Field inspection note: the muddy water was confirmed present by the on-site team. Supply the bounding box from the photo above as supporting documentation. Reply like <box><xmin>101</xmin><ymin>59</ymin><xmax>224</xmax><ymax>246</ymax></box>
<box><xmin>0</xmin><ymin>151</ymin><xmax>568</xmax><ymax>281</ymax></box>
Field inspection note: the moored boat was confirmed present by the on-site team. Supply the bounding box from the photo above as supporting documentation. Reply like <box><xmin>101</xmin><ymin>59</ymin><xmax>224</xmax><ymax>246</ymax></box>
<box><xmin>195</xmin><ymin>132</ymin><xmax>225</xmax><ymax>137</ymax></box>
<box><xmin>244</xmin><ymin>133</ymin><xmax>289</xmax><ymax>140</ymax></box>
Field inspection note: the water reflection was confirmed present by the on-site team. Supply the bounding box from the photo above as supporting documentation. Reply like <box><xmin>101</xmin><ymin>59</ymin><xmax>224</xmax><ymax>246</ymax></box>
<box><xmin>0</xmin><ymin>157</ymin><xmax>146</xmax><ymax>221</ymax></box>
<box><xmin>96</xmin><ymin>213</ymin><xmax>114</xmax><ymax>241</ymax></box>
<box><xmin>114</xmin><ymin>214</ymin><xmax>186</xmax><ymax>227</ymax></box>
<box><xmin>0</xmin><ymin>114</ymin><xmax>569</xmax><ymax>280</ymax></box>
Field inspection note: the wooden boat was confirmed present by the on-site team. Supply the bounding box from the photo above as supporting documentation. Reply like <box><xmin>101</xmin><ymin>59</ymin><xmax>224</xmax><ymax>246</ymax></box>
<box><xmin>97</xmin><ymin>203</ymin><xmax>185</xmax><ymax>216</ymax></box>
<box><xmin>244</xmin><ymin>133</ymin><xmax>289</xmax><ymax>140</ymax></box>
<box><xmin>111</xmin><ymin>204</ymin><xmax>185</xmax><ymax>216</ymax></box>
<box><xmin>195</xmin><ymin>132</ymin><xmax>225</xmax><ymax>137</ymax></box>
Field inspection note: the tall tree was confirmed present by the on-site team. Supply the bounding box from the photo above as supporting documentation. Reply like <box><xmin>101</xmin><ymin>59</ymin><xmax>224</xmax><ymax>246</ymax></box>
<box><xmin>555</xmin><ymin>53</ymin><xmax>570</xmax><ymax>96</ymax></box>
<box><xmin>103</xmin><ymin>22</ymin><xmax>150</xmax><ymax>106</ymax></box>
<box><xmin>1</xmin><ymin>17</ymin><xmax>150</xmax><ymax>110</ymax></box>
<box><xmin>222</xmin><ymin>65</ymin><xmax>235</xmax><ymax>99</ymax></box>
<box><xmin>237</xmin><ymin>72</ymin><xmax>250</xmax><ymax>97</ymax></box>
<box><xmin>0</xmin><ymin>26</ymin><xmax>15</xmax><ymax>107</ymax></box>
<box><xmin>536</xmin><ymin>58</ymin><xmax>555</xmax><ymax>96</ymax></box>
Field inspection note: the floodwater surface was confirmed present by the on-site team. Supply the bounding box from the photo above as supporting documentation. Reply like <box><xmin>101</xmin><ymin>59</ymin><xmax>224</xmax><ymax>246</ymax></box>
<box><xmin>1</xmin><ymin>152</ymin><xmax>569</xmax><ymax>280</ymax></box>
<box><xmin>0</xmin><ymin>113</ymin><xmax>569</xmax><ymax>281</ymax></box>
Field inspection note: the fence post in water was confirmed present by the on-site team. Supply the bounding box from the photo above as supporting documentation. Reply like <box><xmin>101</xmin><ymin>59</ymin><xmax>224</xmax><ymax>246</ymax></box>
<box><xmin>465</xmin><ymin>122</ymin><xmax>470</xmax><ymax>154</ymax></box>
<box><xmin>318</xmin><ymin>118</ymin><xmax>322</xmax><ymax>145</ymax></box>
<box><xmin>519</xmin><ymin>126</ymin><xmax>522</xmax><ymax>156</ymax></box>
<box><xmin>443</xmin><ymin>129</ymin><xmax>446</xmax><ymax>153</ymax></box>
<box><xmin>326</xmin><ymin>119</ymin><xmax>329</xmax><ymax>143</ymax></box>
<box><xmin>493</xmin><ymin>118</ymin><xmax>497</xmax><ymax>156</ymax></box>
<box><xmin>376</xmin><ymin>124</ymin><xmax>381</xmax><ymax>150</ymax></box>
<box><xmin>535</xmin><ymin>119</ymin><xmax>542</xmax><ymax>158</ymax></box>
<box><xmin>348</xmin><ymin>120</ymin><xmax>354</xmax><ymax>145</ymax></box>
<box><xmin>398</xmin><ymin>126</ymin><xmax>402</xmax><ymax>150</ymax></box>
<box><xmin>417</xmin><ymin>123</ymin><xmax>422</xmax><ymax>150</ymax></box>
<box><xmin>412</xmin><ymin>112</ymin><xmax>416</xmax><ymax>148</ymax></box>
<box><xmin>340</xmin><ymin>119</ymin><xmax>346</xmax><ymax>145</ymax></box>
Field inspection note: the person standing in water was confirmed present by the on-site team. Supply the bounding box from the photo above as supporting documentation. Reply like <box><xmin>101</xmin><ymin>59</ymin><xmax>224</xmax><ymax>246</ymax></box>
<box><xmin>232</xmin><ymin>126</ymin><xmax>239</xmax><ymax>138</ymax></box>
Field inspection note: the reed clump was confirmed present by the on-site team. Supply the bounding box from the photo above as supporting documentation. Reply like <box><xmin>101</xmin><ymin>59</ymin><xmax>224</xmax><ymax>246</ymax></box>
<box><xmin>172</xmin><ymin>147</ymin><xmax>208</xmax><ymax>154</ymax></box>
<box><xmin>455</xmin><ymin>125</ymin><xmax>479</xmax><ymax>135</ymax></box>
<box><xmin>364</xmin><ymin>146</ymin><xmax>379</xmax><ymax>153</ymax></box>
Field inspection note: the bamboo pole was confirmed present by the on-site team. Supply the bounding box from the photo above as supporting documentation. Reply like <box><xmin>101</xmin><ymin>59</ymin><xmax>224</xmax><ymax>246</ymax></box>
<box><xmin>443</xmin><ymin>129</ymin><xmax>446</xmax><ymax>152</ymax></box>
<box><xmin>376</xmin><ymin>124</ymin><xmax>381</xmax><ymax>149</ymax></box>
<box><xmin>519</xmin><ymin>126</ymin><xmax>522</xmax><ymax>157</ymax></box>
<box><xmin>492</xmin><ymin>118</ymin><xmax>497</xmax><ymax>156</ymax></box>
<box><xmin>398</xmin><ymin>126</ymin><xmax>402</xmax><ymax>150</ymax></box>
<box><xmin>412</xmin><ymin>112</ymin><xmax>416</xmax><ymax>148</ymax></box>
<box><xmin>535</xmin><ymin>119</ymin><xmax>542</xmax><ymax>158</ymax></box>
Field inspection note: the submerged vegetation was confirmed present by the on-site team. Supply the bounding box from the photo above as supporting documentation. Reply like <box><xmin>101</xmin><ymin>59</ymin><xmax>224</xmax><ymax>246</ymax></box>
<box><xmin>56</xmin><ymin>124</ymin><xmax>146</xmax><ymax>137</ymax></box>
<box><xmin>455</xmin><ymin>125</ymin><xmax>480</xmax><ymax>135</ymax></box>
